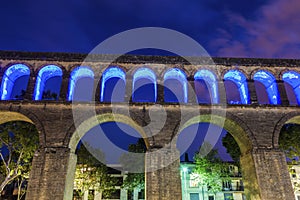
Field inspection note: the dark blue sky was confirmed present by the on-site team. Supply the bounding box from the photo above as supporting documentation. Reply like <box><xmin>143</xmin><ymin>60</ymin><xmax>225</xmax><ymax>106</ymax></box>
<box><xmin>1</xmin><ymin>0</ymin><xmax>299</xmax><ymax>58</ymax></box>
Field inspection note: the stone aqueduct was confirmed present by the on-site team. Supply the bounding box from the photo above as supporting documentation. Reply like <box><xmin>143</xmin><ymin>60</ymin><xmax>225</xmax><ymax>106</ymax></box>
<box><xmin>0</xmin><ymin>51</ymin><xmax>300</xmax><ymax>200</ymax></box>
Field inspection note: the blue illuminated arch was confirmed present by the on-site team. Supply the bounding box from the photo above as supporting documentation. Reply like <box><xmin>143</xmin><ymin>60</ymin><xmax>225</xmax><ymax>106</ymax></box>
<box><xmin>224</xmin><ymin>70</ymin><xmax>249</xmax><ymax>104</ymax></box>
<box><xmin>100</xmin><ymin>67</ymin><xmax>126</xmax><ymax>102</ymax></box>
<box><xmin>194</xmin><ymin>70</ymin><xmax>219</xmax><ymax>104</ymax></box>
<box><xmin>132</xmin><ymin>68</ymin><xmax>157</xmax><ymax>102</ymax></box>
<box><xmin>0</xmin><ymin>64</ymin><xmax>30</xmax><ymax>100</ymax></box>
<box><xmin>164</xmin><ymin>68</ymin><xmax>188</xmax><ymax>103</ymax></box>
<box><xmin>253</xmin><ymin>70</ymin><xmax>280</xmax><ymax>105</ymax></box>
<box><xmin>282</xmin><ymin>71</ymin><xmax>300</xmax><ymax>105</ymax></box>
<box><xmin>68</xmin><ymin>67</ymin><xmax>94</xmax><ymax>101</ymax></box>
<box><xmin>34</xmin><ymin>65</ymin><xmax>63</xmax><ymax>100</ymax></box>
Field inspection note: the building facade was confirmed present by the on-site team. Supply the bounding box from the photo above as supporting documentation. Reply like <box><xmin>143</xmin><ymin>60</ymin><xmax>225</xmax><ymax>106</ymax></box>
<box><xmin>290</xmin><ymin>164</ymin><xmax>300</xmax><ymax>200</ymax></box>
<box><xmin>180</xmin><ymin>162</ymin><xmax>245</xmax><ymax>200</ymax></box>
<box><xmin>73</xmin><ymin>164</ymin><xmax>144</xmax><ymax>200</ymax></box>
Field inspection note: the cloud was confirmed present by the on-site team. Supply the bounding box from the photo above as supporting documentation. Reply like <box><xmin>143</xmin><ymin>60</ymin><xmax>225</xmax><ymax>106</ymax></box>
<box><xmin>212</xmin><ymin>0</ymin><xmax>300</xmax><ymax>58</ymax></box>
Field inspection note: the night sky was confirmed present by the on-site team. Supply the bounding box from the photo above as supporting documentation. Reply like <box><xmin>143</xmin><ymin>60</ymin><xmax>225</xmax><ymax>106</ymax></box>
<box><xmin>1</xmin><ymin>0</ymin><xmax>300</xmax><ymax>58</ymax></box>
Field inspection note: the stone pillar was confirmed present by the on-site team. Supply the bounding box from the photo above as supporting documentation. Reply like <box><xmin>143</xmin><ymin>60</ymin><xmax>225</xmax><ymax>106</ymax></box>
<box><xmin>277</xmin><ymin>81</ymin><xmax>289</xmax><ymax>106</ymax></box>
<box><xmin>26</xmin><ymin>147</ymin><xmax>76</xmax><ymax>200</ymax></box>
<box><xmin>94</xmin><ymin>77</ymin><xmax>101</xmax><ymax>102</ymax></box>
<box><xmin>125</xmin><ymin>75</ymin><xmax>132</xmax><ymax>102</ymax></box>
<box><xmin>247</xmin><ymin>80</ymin><xmax>258</xmax><ymax>105</ymax></box>
<box><xmin>241</xmin><ymin>148</ymin><xmax>295</xmax><ymax>200</ymax></box>
<box><xmin>157</xmin><ymin>80</ymin><xmax>164</xmax><ymax>103</ymax></box>
<box><xmin>60</xmin><ymin>72</ymin><xmax>71</xmax><ymax>101</ymax></box>
<box><xmin>188</xmin><ymin>80</ymin><xmax>197</xmax><ymax>104</ymax></box>
<box><xmin>24</xmin><ymin>76</ymin><xmax>36</xmax><ymax>100</ymax></box>
<box><xmin>145</xmin><ymin>147</ymin><xmax>182</xmax><ymax>200</ymax></box>
<box><xmin>218</xmin><ymin>81</ymin><xmax>227</xmax><ymax>104</ymax></box>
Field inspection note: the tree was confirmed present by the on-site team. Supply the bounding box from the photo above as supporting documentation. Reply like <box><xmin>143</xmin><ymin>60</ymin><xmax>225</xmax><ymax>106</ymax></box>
<box><xmin>222</xmin><ymin>133</ymin><xmax>241</xmax><ymax>164</ymax></box>
<box><xmin>74</xmin><ymin>143</ymin><xmax>116</xmax><ymax>200</ymax></box>
<box><xmin>279</xmin><ymin>124</ymin><xmax>300</xmax><ymax>162</ymax></box>
<box><xmin>0</xmin><ymin>121</ymin><xmax>39</xmax><ymax>199</ymax></box>
<box><xmin>120</xmin><ymin>139</ymin><xmax>146</xmax><ymax>193</ymax></box>
<box><xmin>192</xmin><ymin>142</ymin><xmax>230</xmax><ymax>195</ymax></box>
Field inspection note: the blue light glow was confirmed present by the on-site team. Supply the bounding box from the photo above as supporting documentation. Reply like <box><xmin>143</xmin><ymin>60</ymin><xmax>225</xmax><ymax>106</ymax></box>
<box><xmin>164</xmin><ymin>68</ymin><xmax>188</xmax><ymax>103</ymax></box>
<box><xmin>100</xmin><ymin>67</ymin><xmax>126</xmax><ymax>102</ymax></box>
<box><xmin>254</xmin><ymin>70</ymin><xmax>280</xmax><ymax>105</ymax></box>
<box><xmin>194</xmin><ymin>70</ymin><xmax>219</xmax><ymax>104</ymax></box>
<box><xmin>0</xmin><ymin>64</ymin><xmax>30</xmax><ymax>100</ymax></box>
<box><xmin>132</xmin><ymin>68</ymin><xmax>157</xmax><ymax>102</ymax></box>
<box><xmin>34</xmin><ymin>65</ymin><xmax>63</xmax><ymax>100</ymax></box>
<box><xmin>283</xmin><ymin>71</ymin><xmax>300</xmax><ymax>105</ymax></box>
<box><xmin>224</xmin><ymin>70</ymin><xmax>249</xmax><ymax>104</ymax></box>
<box><xmin>68</xmin><ymin>66</ymin><xmax>94</xmax><ymax>101</ymax></box>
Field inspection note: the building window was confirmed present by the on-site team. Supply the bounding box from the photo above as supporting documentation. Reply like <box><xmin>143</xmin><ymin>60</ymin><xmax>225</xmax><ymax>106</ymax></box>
<box><xmin>224</xmin><ymin>193</ymin><xmax>233</xmax><ymax>200</ymax></box>
<box><xmin>208</xmin><ymin>195</ymin><xmax>215</xmax><ymax>200</ymax></box>
<box><xmin>189</xmin><ymin>179</ymin><xmax>198</xmax><ymax>188</ymax></box>
<box><xmin>242</xmin><ymin>194</ymin><xmax>247</xmax><ymax>200</ymax></box>
<box><xmin>190</xmin><ymin>193</ymin><xmax>199</xmax><ymax>200</ymax></box>
<box><xmin>105</xmin><ymin>189</ymin><xmax>120</xmax><ymax>199</ymax></box>
<box><xmin>291</xmin><ymin>169</ymin><xmax>297</xmax><ymax>178</ymax></box>
<box><xmin>88</xmin><ymin>190</ymin><xmax>94</xmax><ymax>200</ymax></box>
<box><xmin>223</xmin><ymin>181</ymin><xmax>232</xmax><ymax>191</ymax></box>
<box><xmin>138</xmin><ymin>189</ymin><xmax>145</xmax><ymax>199</ymax></box>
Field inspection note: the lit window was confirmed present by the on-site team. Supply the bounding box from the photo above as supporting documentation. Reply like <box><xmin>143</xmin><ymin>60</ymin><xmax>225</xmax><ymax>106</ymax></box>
<box><xmin>189</xmin><ymin>179</ymin><xmax>199</xmax><ymax>188</ymax></box>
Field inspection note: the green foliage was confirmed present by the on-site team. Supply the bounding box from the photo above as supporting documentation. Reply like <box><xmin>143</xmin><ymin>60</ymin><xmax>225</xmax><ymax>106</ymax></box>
<box><xmin>222</xmin><ymin>133</ymin><xmax>241</xmax><ymax>165</ymax></box>
<box><xmin>0</xmin><ymin>121</ymin><xmax>39</xmax><ymax>197</ymax></box>
<box><xmin>122</xmin><ymin>173</ymin><xmax>145</xmax><ymax>190</ymax></box>
<box><xmin>279</xmin><ymin>124</ymin><xmax>300</xmax><ymax>161</ymax></box>
<box><xmin>74</xmin><ymin>144</ymin><xmax>116</xmax><ymax>199</ymax></box>
<box><xmin>76</xmin><ymin>143</ymin><xmax>105</xmax><ymax>166</ymax></box>
<box><xmin>192</xmin><ymin>142</ymin><xmax>230</xmax><ymax>194</ymax></box>
<box><xmin>120</xmin><ymin>138</ymin><xmax>146</xmax><ymax>190</ymax></box>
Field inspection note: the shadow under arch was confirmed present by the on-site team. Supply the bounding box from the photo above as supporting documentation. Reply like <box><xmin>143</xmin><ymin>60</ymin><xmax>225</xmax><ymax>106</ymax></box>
<box><xmin>176</xmin><ymin>114</ymin><xmax>261</xmax><ymax>200</ymax></box>
<box><xmin>273</xmin><ymin>113</ymin><xmax>300</xmax><ymax>148</ymax></box>
<box><xmin>0</xmin><ymin>110</ymin><xmax>45</xmax><ymax>146</ymax></box>
<box><xmin>68</xmin><ymin>113</ymin><xmax>149</xmax><ymax>152</ymax></box>
<box><xmin>177</xmin><ymin>114</ymin><xmax>252</xmax><ymax>154</ymax></box>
